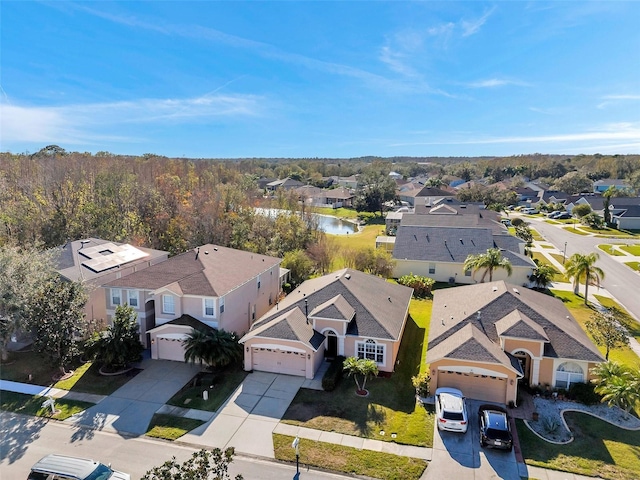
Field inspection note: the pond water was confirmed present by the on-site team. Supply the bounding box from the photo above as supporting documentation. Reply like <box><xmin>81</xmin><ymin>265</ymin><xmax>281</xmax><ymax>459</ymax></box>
<box><xmin>255</xmin><ymin>208</ymin><xmax>358</xmax><ymax>235</ymax></box>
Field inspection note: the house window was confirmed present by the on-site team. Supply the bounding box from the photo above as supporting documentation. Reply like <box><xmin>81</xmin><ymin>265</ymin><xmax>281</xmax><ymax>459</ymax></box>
<box><xmin>464</xmin><ymin>269</ymin><xmax>471</xmax><ymax>277</ymax></box>
<box><xmin>257</xmin><ymin>277</ymin><xmax>261</xmax><ymax>289</ymax></box>
<box><xmin>357</xmin><ymin>339</ymin><xmax>385</xmax><ymax>364</ymax></box>
<box><xmin>219</xmin><ymin>298</ymin><xmax>225</xmax><ymax>314</ymax></box>
<box><xmin>127</xmin><ymin>290</ymin><xmax>138</xmax><ymax>308</ymax></box>
<box><xmin>204</xmin><ymin>298</ymin><xmax>215</xmax><ymax>317</ymax></box>
<box><xmin>555</xmin><ymin>362</ymin><xmax>584</xmax><ymax>389</ymax></box>
<box><xmin>110</xmin><ymin>289</ymin><xmax>121</xmax><ymax>306</ymax></box>
<box><xmin>429</xmin><ymin>263</ymin><xmax>436</xmax><ymax>274</ymax></box>
<box><xmin>162</xmin><ymin>295</ymin><xmax>175</xmax><ymax>315</ymax></box>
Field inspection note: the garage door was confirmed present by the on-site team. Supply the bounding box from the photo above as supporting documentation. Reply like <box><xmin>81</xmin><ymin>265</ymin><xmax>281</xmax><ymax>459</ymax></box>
<box><xmin>252</xmin><ymin>348</ymin><xmax>306</xmax><ymax>377</ymax></box>
<box><xmin>157</xmin><ymin>336</ymin><xmax>187</xmax><ymax>362</ymax></box>
<box><xmin>438</xmin><ymin>370</ymin><xmax>507</xmax><ymax>404</ymax></box>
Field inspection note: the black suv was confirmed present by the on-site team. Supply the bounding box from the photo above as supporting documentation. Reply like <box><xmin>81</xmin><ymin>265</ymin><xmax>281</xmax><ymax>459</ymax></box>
<box><xmin>478</xmin><ymin>405</ymin><xmax>513</xmax><ymax>451</ymax></box>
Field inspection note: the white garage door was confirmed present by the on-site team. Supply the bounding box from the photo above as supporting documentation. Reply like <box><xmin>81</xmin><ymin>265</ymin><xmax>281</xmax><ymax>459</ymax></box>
<box><xmin>252</xmin><ymin>348</ymin><xmax>306</xmax><ymax>377</ymax></box>
<box><xmin>157</xmin><ymin>336</ymin><xmax>186</xmax><ymax>362</ymax></box>
<box><xmin>438</xmin><ymin>370</ymin><xmax>507</xmax><ymax>404</ymax></box>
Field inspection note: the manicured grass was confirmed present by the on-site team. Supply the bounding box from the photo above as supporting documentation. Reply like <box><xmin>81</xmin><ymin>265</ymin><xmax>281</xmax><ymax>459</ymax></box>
<box><xmin>624</xmin><ymin>261</ymin><xmax>640</xmax><ymax>272</ymax></box>
<box><xmin>146</xmin><ymin>413</ymin><xmax>204</xmax><ymax>440</ymax></box>
<box><xmin>273</xmin><ymin>433</ymin><xmax>428</xmax><ymax>480</ymax></box>
<box><xmin>551</xmin><ymin>290</ymin><xmax>640</xmax><ymax>368</ymax></box>
<box><xmin>329</xmin><ymin>224</ymin><xmax>384</xmax><ymax>251</ymax></box>
<box><xmin>409</xmin><ymin>297</ymin><xmax>433</xmax><ymax>373</ymax></box>
<box><xmin>563</xmin><ymin>226</ymin><xmax>590</xmax><ymax>235</ymax></box>
<box><xmin>166</xmin><ymin>366</ymin><xmax>248</xmax><ymax>412</ymax></box>
<box><xmin>0</xmin><ymin>350</ymin><xmax>134</xmax><ymax>395</ymax></box>
<box><xmin>548</xmin><ymin>253</ymin><xmax>566</xmax><ymax>266</ymax></box>
<box><xmin>530</xmin><ymin>229</ymin><xmax>544</xmax><ymax>241</ymax></box>
<box><xmin>516</xmin><ymin>413</ymin><xmax>640</xmax><ymax>480</ymax></box>
<box><xmin>531</xmin><ymin>253</ymin><xmax>567</xmax><ymax>282</ymax></box>
<box><xmin>598</xmin><ymin>244</ymin><xmax>627</xmax><ymax>256</ymax></box>
<box><xmin>620</xmin><ymin>245</ymin><xmax>640</xmax><ymax>256</ymax></box>
<box><xmin>281</xmin><ymin>314</ymin><xmax>434</xmax><ymax>447</ymax></box>
<box><xmin>0</xmin><ymin>390</ymin><xmax>94</xmax><ymax>420</ymax></box>
<box><xmin>540</xmin><ymin>244</ymin><xmax>555</xmax><ymax>249</ymax></box>
<box><xmin>594</xmin><ymin>295</ymin><xmax>640</xmax><ymax>344</ymax></box>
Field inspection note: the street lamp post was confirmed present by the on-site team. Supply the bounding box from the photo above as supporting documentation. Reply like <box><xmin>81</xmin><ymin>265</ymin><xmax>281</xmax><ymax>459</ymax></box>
<box><xmin>563</xmin><ymin>242</ymin><xmax>567</xmax><ymax>264</ymax></box>
<box><xmin>292</xmin><ymin>436</ymin><xmax>300</xmax><ymax>479</ymax></box>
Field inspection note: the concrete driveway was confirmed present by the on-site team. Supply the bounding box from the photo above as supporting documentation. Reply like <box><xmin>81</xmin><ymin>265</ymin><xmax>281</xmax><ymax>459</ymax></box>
<box><xmin>66</xmin><ymin>358</ymin><xmax>201</xmax><ymax>437</ymax></box>
<box><xmin>423</xmin><ymin>400</ymin><xmax>520</xmax><ymax>480</ymax></box>
<box><xmin>181</xmin><ymin>371</ymin><xmax>305</xmax><ymax>458</ymax></box>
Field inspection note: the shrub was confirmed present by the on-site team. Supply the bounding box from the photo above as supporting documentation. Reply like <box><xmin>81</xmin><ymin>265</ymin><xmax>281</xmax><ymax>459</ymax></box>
<box><xmin>411</xmin><ymin>372</ymin><xmax>431</xmax><ymax>398</ymax></box>
<box><xmin>542</xmin><ymin>416</ymin><xmax>560</xmax><ymax>434</ymax></box>
<box><xmin>322</xmin><ymin>356</ymin><xmax>345</xmax><ymax>392</ymax></box>
<box><xmin>568</xmin><ymin>382</ymin><xmax>602</xmax><ymax>405</ymax></box>
<box><xmin>397</xmin><ymin>273</ymin><xmax>436</xmax><ymax>298</ymax></box>
<box><xmin>511</xmin><ymin>217</ymin><xmax>525</xmax><ymax>227</ymax></box>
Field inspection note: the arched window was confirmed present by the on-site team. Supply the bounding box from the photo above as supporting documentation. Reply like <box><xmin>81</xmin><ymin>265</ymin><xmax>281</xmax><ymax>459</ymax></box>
<box><xmin>356</xmin><ymin>339</ymin><xmax>385</xmax><ymax>364</ymax></box>
<box><xmin>555</xmin><ymin>362</ymin><xmax>584</xmax><ymax>389</ymax></box>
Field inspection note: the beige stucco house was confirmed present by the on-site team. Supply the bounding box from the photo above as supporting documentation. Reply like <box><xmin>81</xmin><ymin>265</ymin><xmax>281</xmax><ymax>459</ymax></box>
<box><xmin>427</xmin><ymin>281</ymin><xmax>604</xmax><ymax>405</ymax></box>
<box><xmin>239</xmin><ymin>269</ymin><xmax>413</xmax><ymax>379</ymax></box>
<box><xmin>103</xmin><ymin>244</ymin><xmax>281</xmax><ymax>358</ymax></box>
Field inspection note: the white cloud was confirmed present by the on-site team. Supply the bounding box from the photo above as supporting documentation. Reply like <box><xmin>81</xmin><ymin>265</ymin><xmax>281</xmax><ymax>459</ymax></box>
<box><xmin>0</xmin><ymin>93</ymin><xmax>263</xmax><ymax>145</ymax></box>
<box><xmin>467</xmin><ymin>78</ymin><xmax>531</xmax><ymax>88</ymax></box>
<box><xmin>597</xmin><ymin>94</ymin><xmax>640</xmax><ymax>109</ymax></box>
<box><xmin>461</xmin><ymin>7</ymin><xmax>496</xmax><ymax>37</ymax></box>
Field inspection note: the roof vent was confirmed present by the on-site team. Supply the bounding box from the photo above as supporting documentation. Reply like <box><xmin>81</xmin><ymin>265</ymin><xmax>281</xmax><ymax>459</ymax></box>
<box><xmin>513</xmin><ymin>288</ymin><xmax>520</xmax><ymax>294</ymax></box>
<box><xmin>492</xmin><ymin>286</ymin><xmax>498</xmax><ymax>292</ymax></box>
<box><xmin>477</xmin><ymin>310</ymin><xmax>482</xmax><ymax>320</ymax></box>
<box><xmin>388</xmin><ymin>297</ymin><xmax>391</xmax><ymax>302</ymax></box>
<box><xmin>345</xmin><ymin>274</ymin><xmax>351</xmax><ymax>279</ymax></box>
<box><xmin>204</xmin><ymin>251</ymin><xmax>209</xmax><ymax>255</ymax></box>
<box><xmin>459</xmin><ymin>238</ymin><xmax>463</xmax><ymax>244</ymax></box>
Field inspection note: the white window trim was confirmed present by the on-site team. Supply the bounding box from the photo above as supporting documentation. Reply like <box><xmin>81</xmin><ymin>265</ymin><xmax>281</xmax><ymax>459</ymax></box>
<box><xmin>428</xmin><ymin>263</ymin><xmax>436</xmax><ymax>274</ymax></box>
<box><xmin>355</xmin><ymin>339</ymin><xmax>386</xmax><ymax>367</ymax></box>
<box><xmin>553</xmin><ymin>361</ymin><xmax>585</xmax><ymax>389</ymax></box>
<box><xmin>203</xmin><ymin>298</ymin><xmax>215</xmax><ymax>317</ymax></box>
<box><xmin>162</xmin><ymin>294</ymin><xmax>175</xmax><ymax>315</ymax></box>
<box><xmin>219</xmin><ymin>297</ymin><xmax>225</xmax><ymax>314</ymax></box>
<box><xmin>110</xmin><ymin>288</ymin><xmax>121</xmax><ymax>307</ymax></box>
<box><xmin>127</xmin><ymin>290</ymin><xmax>139</xmax><ymax>308</ymax></box>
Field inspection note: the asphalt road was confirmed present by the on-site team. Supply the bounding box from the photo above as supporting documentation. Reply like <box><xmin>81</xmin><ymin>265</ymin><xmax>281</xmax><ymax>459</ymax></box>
<box><xmin>527</xmin><ymin>217</ymin><xmax>640</xmax><ymax>321</ymax></box>
<box><xmin>0</xmin><ymin>412</ymin><xmax>352</xmax><ymax>480</ymax></box>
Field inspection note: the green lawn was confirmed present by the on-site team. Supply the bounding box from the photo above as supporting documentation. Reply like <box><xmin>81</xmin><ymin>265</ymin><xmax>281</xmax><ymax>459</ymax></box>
<box><xmin>0</xmin><ymin>390</ymin><xmax>94</xmax><ymax>420</ymax></box>
<box><xmin>517</xmin><ymin>413</ymin><xmax>640</xmax><ymax>480</ymax></box>
<box><xmin>531</xmin><ymin>229</ymin><xmax>544</xmax><ymax>241</ymax></box>
<box><xmin>598</xmin><ymin>244</ymin><xmax>627</xmax><ymax>256</ymax></box>
<box><xmin>624</xmin><ymin>261</ymin><xmax>640</xmax><ymax>272</ymax></box>
<box><xmin>620</xmin><ymin>245</ymin><xmax>640</xmax><ymax>256</ymax></box>
<box><xmin>531</xmin><ymin>253</ymin><xmax>567</xmax><ymax>282</ymax></box>
<box><xmin>563</xmin><ymin>226</ymin><xmax>590</xmax><ymax>235</ymax></box>
<box><xmin>540</xmin><ymin>244</ymin><xmax>555</xmax><ymax>249</ymax></box>
<box><xmin>273</xmin><ymin>433</ymin><xmax>428</xmax><ymax>480</ymax></box>
<box><xmin>0</xmin><ymin>350</ymin><xmax>135</xmax><ymax>396</ymax></box>
<box><xmin>281</xmin><ymin>308</ymin><xmax>434</xmax><ymax>447</ymax></box>
<box><xmin>166</xmin><ymin>367</ymin><xmax>247</xmax><ymax>412</ymax></box>
<box><xmin>146</xmin><ymin>413</ymin><xmax>204</xmax><ymax>440</ymax></box>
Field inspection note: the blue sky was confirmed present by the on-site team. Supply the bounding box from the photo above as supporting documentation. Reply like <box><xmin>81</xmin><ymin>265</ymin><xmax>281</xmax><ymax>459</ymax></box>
<box><xmin>1</xmin><ymin>1</ymin><xmax>639</xmax><ymax>158</ymax></box>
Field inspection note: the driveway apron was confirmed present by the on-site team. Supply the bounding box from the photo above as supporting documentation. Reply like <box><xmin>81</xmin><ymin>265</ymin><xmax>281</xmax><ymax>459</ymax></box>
<box><xmin>423</xmin><ymin>400</ymin><xmax>520</xmax><ymax>480</ymax></box>
<box><xmin>66</xmin><ymin>359</ymin><xmax>201</xmax><ymax>437</ymax></box>
<box><xmin>181</xmin><ymin>371</ymin><xmax>304</xmax><ymax>458</ymax></box>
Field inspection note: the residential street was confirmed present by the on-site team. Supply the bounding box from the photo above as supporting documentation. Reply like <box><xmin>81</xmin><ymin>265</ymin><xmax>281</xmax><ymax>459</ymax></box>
<box><xmin>0</xmin><ymin>411</ymin><xmax>351</xmax><ymax>480</ymax></box>
<box><xmin>525</xmin><ymin>217</ymin><xmax>640</xmax><ymax>321</ymax></box>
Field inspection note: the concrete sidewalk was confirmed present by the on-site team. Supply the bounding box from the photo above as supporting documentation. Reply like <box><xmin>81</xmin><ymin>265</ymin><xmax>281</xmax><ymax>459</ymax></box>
<box><xmin>0</xmin><ymin>379</ymin><xmax>106</xmax><ymax>404</ymax></box>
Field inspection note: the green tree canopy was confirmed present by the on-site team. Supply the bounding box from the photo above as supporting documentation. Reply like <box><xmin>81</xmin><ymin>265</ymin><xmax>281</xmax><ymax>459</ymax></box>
<box><xmin>585</xmin><ymin>308</ymin><xmax>629</xmax><ymax>360</ymax></box>
<box><xmin>183</xmin><ymin>328</ymin><xmax>242</xmax><ymax>369</ymax></box>
<box><xmin>463</xmin><ymin>248</ymin><xmax>513</xmax><ymax>283</ymax></box>
<box><xmin>142</xmin><ymin>448</ymin><xmax>243</xmax><ymax>480</ymax></box>
<box><xmin>564</xmin><ymin>252</ymin><xmax>604</xmax><ymax>304</ymax></box>
<box><xmin>343</xmin><ymin>356</ymin><xmax>379</xmax><ymax>393</ymax></box>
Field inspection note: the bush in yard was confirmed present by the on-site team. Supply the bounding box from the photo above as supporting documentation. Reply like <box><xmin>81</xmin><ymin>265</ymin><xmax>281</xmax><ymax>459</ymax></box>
<box><xmin>397</xmin><ymin>273</ymin><xmax>435</xmax><ymax>298</ymax></box>
<box><xmin>511</xmin><ymin>217</ymin><xmax>525</xmax><ymax>227</ymax></box>
<box><xmin>568</xmin><ymin>382</ymin><xmax>601</xmax><ymax>405</ymax></box>
<box><xmin>322</xmin><ymin>355</ymin><xmax>346</xmax><ymax>392</ymax></box>
<box><xmin>411</xmin><ymin>372</ymin><xmax>430</xmax><ymax>398</ymax></box>
<box><xmin>572</xmin><ymin>204</ymin><xmax>592</xmax><ymax>218</ymax></box>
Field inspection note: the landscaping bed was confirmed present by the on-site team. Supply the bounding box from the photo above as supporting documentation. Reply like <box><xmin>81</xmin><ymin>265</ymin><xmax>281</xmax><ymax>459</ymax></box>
<box><xmin>0</xmin><ymin>390</ymin><xmax>94</xmax><ymax>420</ymax></box>
<box><xmin>517</xmin><ymin>412</ymin><xmax>640</xmax><ymax>480</ymax></box>
<box><xmin>273</xmin><ymin>433</ymin><xmax>427</xmax><ymax>480</ymax></box>
<box><xmin>166</xmin><ymin>366</ymin><xmax>247</xmax><ymax>412</ymax></box>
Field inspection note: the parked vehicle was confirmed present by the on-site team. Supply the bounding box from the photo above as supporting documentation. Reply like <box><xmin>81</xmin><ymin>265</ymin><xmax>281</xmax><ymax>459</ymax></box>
<box><xmin>28</xmin><ymin>454</ymin><xmax>130</xmax><ymax>480</ymax></box>
<box><xmin>435</xmin><ymin>387</ymin><xmax>468</xmax><ymax>433</ymax></box>
<box><xmin>555</xmin><ymin>212</ymin><xmax>572</xmax><ymax>219</ymax></box>
<box><xmin>547</xmin><ymin>211</ymin><xmax>562</xmax><ymax>218</ymax></box>
<box><xmin>521</xmin><ymin>208</ymin><xmax>538</xmax><ymax>214</ymax></box>
<box><xmin>478</xmin><ymin>405</ymin><xmax>513</xmax><ymax>451</ymax></box>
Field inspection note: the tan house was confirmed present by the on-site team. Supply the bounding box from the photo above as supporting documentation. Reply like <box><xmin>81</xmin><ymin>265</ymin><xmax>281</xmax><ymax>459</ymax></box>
<box><xmin>239</xmin><ymin>269</ymin><xmax>413</xmax><ymax>379</ymax></box>
<box><xmin>427</xmin><ymin>281</ymin><xmax>604</xmax><ymax>405</ymax></box>
<box><xmin>103</xmin><ymin>244</ymin><xmax>281</xmax><ymax>357</ymax></box>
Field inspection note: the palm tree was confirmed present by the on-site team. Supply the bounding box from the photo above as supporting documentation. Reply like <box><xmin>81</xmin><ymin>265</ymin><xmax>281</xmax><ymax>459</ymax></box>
<box><xmin>343</xmin><ymin>356</ymin><xmax>379</xmax><ymax>394</ymax></box>
<box><xmin>183</xmin><ymin>328</ymin><xmax>242</xmax><ymax>369</ymax></box>
<box><xmin>593</xmin><ymin>365</ymin><xmax>640</xmax><ymax>415</ymax></box>
<box><xmin>564</xmin><ymin>252</ymin><xmax>605</xmax><ymax>304</ymax></box>
<box><xmin>529</xmin><ymin>262</ymin><xmax>558</xmax><ymax>290</ymax></box>
<box><xmin>591</xmin><ymin>361</ymin><xmax>629</xmax><ymax>390</ymax></box>
<box><xmin>464</xmin><ymin>248</ymin><xmax>513</xmax><ymax>283</ymax></box>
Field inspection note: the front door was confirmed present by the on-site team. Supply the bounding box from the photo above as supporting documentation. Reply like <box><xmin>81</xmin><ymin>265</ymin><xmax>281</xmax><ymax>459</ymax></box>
<box><xmin>325</xmin><ymin>333</ymin><xmax>338</xmax><ymax>359</ymax></box>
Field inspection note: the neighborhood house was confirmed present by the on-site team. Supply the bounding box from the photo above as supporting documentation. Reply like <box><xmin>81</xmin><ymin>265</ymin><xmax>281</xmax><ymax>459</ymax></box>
<box><xmin>239</xmin><ymin>269</ymin><xmax>413</xmax><ymax>379</ymax></box>
<box><xmin>427</xmin><ymin>281</ymin><xmax>604</xmax><ymax>405</ymax></box>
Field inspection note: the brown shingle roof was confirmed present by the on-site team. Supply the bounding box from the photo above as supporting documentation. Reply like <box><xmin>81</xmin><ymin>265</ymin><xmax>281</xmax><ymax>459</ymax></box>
<box><xmin>104</xmin><ymin>244</ymin><xmax>280</xmax><ymax>297</ymax></box>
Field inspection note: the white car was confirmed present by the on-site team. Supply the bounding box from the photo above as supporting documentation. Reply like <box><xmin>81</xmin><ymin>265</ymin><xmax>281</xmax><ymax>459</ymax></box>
<box><xmin>435</xmin><ymin>387</ymin><xmax>468</xmax><ymax>433</ymax></box>
<box><xmin>521</xmin><ymin>208</ymin><xmax>538</xmax><ymax>214</ymax></box>
<box><xmin>28</xmin><ymin>454</ymin><xmax>130</xmax><ymax>480</ymax></box>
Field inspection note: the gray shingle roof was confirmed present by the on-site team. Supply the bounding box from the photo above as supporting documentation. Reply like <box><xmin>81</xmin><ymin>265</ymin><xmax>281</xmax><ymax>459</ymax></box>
<box><xmin>103</xmin><ymin>244</ymin><xmax>280</xmax><ymax>297</ymax></box>
<box><xmin>393</xmin><ymin>226</ymin><xmax>496</xmax><ymax>262</ymax></box>
<box><xmin>240</xmin><ymin>307</ymin><xmax>326</xmax><ymax>350</ymax></box>
<box><xmin>309</xmin><ymin>294</ymin><xmax>355</xmax><ymax>321</ymax></box>
<box><xmin>247</xmin><ymin>269</ymin><xmax>413</xmax><ymax>341</ymax></box>
<box><xmin>429</xmin><ymin>282</ymin><xmax>603</xmax><ymax>363</ymax></box>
